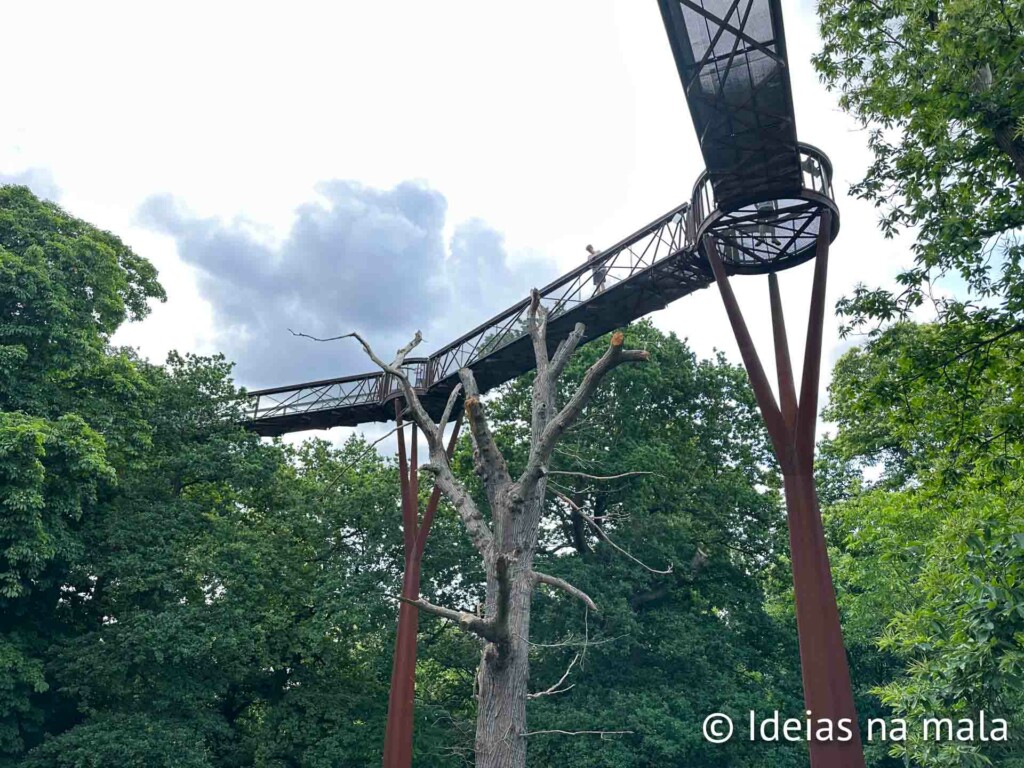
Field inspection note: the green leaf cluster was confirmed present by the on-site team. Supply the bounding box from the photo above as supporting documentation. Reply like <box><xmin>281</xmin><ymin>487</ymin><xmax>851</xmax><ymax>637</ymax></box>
<box><xmin>814</xmin><ymin>0</ymin><xmax>1024</xmax><ymax>334</ymax></box>
<box><xmin>825</xmin><ymin>321</ymin><xmax>1024</xmax><ymax>766</ymax></box>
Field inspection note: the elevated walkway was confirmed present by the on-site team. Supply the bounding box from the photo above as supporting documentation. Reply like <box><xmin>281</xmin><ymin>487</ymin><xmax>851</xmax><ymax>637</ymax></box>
<box><xmin>244</xmin><ymin>144</ymin><xmax>837</xmax><ymax>436</ymax></box>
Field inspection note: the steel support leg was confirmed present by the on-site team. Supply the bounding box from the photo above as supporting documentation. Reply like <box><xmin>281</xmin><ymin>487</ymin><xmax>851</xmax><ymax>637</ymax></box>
<box><xmin>382</xmin><ymin>405</ymin><xmax>461</xmax><ymax>768</ymax></box>
<box><xmin>706</xmin><ymin>211</ymin><xmax>865</xmax><ymax>768</ymax></box>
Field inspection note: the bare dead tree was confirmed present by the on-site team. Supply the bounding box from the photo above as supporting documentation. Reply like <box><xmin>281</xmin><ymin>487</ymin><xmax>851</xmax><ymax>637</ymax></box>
<box><xmin>348</xmin><ymin>291</ymin><xmax>648</xmax><ymax>768</ymax></box>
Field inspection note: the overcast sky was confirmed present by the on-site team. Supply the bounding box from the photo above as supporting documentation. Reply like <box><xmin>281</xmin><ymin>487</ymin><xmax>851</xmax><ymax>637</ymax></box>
<box><xmin>1</xmin><ymin>0</ymin><xmax>916</xmax><ymax>447</ymax></box>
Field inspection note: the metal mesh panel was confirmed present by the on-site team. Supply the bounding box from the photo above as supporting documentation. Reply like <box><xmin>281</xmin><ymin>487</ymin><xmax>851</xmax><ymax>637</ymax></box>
<box><xmin>658</xmin><ymin>0</ymin><xmax>802</xmax><ymax>209</ymax></box>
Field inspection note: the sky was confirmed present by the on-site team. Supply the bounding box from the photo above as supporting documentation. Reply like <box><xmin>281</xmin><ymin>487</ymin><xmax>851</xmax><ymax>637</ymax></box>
<box><xmin>0</xmin><ymin>0</ymin><xmax>916</xmax><ymax>449</ymax></box>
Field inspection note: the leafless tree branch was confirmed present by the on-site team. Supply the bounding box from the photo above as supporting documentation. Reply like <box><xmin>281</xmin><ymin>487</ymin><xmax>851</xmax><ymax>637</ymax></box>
<box><xmin>527</xmin><ymin>289</ymin><xmax>550</xmax><ymax>377</ymax></box>
<box><xmin>546</xmin><ymin>470</ymin><xmax>655</xmax><ymax>482</ymax></box>
<box><xmin>527</xmin><ymin>653</ymin><xmax>579</xmax><ymax>699</ymax></box>
<box><xmin>398</xmin><ymin>596</ymin><xmax>500</xmax><ymax>642</ymax></box>
<box><xmin>438</xmin><ymin>383</ymin><xmax>463</xmax><ymax>437</ymax></box>
<box><xmin>553</xmin><ymin>490</ymin><xmax>672</xmax><ymax>575</ymax></box>
<box><xmin>524</xmin><ymin>729</ymin><xmax>633</xmax><ymax>738</ymax></box>
<box><xmin>550</xmin><ymin>322</ymin><xmax>587</xmax><ymax>380</ymax></box>
<box><xmin>521</xmin><ymin>332</ymin><xmax>648</xmax><ymax>489</ymax></box>
<box><xmin>459</xmin><ymin>368</ymin><xmax>512</xmax><ymax>492</ymax></box>
<box><xmin>345</xmin><ymin>331</ymin><xmax>493</xmax><ymax>555</ymax></box>
<box><xmin>525</xmin><ymin>633</ymin><xmax>628</xmax><ymax>649</ymax></box>
<box><xmin>531</xmin><ymin>570</ymin><xmax>598</xmax><ymax>612</ymax></box>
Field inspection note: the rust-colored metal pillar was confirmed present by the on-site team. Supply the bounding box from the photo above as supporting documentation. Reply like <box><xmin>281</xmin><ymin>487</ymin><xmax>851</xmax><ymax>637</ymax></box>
<box><xmin>382</xmin><ymin>403</ymin><xmax>461</xmax><ymax>768</ymax></box>
<box><xmin>706</xmin><ymin>210</ymin><xmax>866</xmax><ymax>768</ymax></box>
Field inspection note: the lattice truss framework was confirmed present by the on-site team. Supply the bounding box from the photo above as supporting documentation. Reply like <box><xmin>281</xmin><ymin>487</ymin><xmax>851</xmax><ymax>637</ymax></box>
<box><xmin>244</xmin><ymin>203</ymin><xmax>698</xmax><ymax>430</ymax></box>
<box><xmin>428</xmin><ymin>206</ymin><xmax>692</xmax><ymax>384</ymax></box>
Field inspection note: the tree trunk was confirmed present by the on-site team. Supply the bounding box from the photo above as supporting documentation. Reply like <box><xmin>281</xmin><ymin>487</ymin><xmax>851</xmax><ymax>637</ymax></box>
<box><xmin>474</xmin><ymin>565</ymin><xmax>533</xmax><ymax>767</ymax></box>
<box><xmin>474</xmin><ymin>481</ymin><xmax>545</xmax><ymax>768</ymax></box>
<box><xmin>992</xmin><ymin>120</ymin><xmax>1024</xmax><ymax>181</ymax></box>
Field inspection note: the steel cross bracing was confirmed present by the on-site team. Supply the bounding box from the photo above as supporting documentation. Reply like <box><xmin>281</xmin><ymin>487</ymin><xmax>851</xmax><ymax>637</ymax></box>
<box><xmin>244</xmin><ymin>201</ymin><xmax>703</xmax><ymax>436</ymax></box>
<box><xmin>657</xmin><ymin>0</ymin><xmax>802</xmax><ymax>209</ymax></box>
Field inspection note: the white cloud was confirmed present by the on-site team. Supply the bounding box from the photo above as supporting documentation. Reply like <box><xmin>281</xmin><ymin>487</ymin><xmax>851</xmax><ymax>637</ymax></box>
<box><xmin>135</xmin><ymin>180</ymin><xmax>556</xmax><ymax>388</ymax></box>
<box><xmin>0</xmin><ymin>168</ymin><xmax>61</xmax><ymax>201</ymax></box>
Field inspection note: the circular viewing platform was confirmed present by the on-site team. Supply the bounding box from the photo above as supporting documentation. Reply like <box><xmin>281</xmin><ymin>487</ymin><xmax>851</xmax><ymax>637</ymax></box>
<box><xmin>691</xmin><ymin>143</ymin><xmax>840</xmax><ymax>275</ymax></box>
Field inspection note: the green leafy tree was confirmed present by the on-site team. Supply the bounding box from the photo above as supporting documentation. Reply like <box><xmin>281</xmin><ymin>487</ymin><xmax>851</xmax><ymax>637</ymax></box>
<box><xmin>824</xmin><ymin>322</ymin><xmax>1024</xmax><ymax>766</ymax></box>
<box><xmin>825</xmin><ymin>320</ymin><xmax>1024</xmax><ymax>485</ymax></box>
<box><xmin>814</xmin><ymin>0</ymin><xmax>1024</xmax><ymax>333</ymax></box>
<box><xmin>0</xmin><ymin>185</ymin><xmax>163</xmax><ymax>417</ymax></box>
<box><xmin>0</xmin><ymin>186</ymin><xmax>164</xmax><ymax>763</ymax></box>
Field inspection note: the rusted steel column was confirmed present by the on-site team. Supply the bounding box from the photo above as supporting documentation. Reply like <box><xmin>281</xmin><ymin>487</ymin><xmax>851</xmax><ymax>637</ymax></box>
<box><xmin>706</xmin><ymin>214</ymin><xmax>865</xmax><ymax>768</ymax></box>
<box><xmin>768</xmin><ymin>272</ymin><xmax>798</xmax><ymax>430</ymax></box>
<box><xmin>383</xmin><ymin>406</ymin><xmax>462</xmax><ymax>768</ymax></box>
<box><xmin>383</xmin><ymin>402</ymin><xmax>416</xmax><ymax>768</ymax></box>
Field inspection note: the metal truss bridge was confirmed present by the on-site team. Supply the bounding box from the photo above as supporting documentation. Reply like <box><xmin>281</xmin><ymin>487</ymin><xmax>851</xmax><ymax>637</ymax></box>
<box><xmin>243</xmin><ymin>0</ymin><xmax>840</xmax><ymax>437</ymax></box>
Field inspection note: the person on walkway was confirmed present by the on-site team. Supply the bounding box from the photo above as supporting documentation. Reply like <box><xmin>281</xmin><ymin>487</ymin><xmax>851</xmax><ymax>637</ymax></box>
<box><xmin>586</xmin><ymin>243</ymin><xmax>607</xmax><ymax>295</ymax></box>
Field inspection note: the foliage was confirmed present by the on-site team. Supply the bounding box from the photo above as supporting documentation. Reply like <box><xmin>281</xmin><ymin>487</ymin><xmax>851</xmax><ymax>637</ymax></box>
<box><xmin>0</xmin><ymin>413</ymin><xmax>112</xmax><ymax>600</ymax></box>
<box><xmin>814</xmin><ymin>0</ymin><xmax>1024</xmax><ymax>334</ymax></box>
<box><xmin>825</xmin><ymin>321</ymin><xmax>1024</xmax><ymax>766</ymax></box>
<box><xmin>20</xmin><ymin>714</ymin><xmax>215</xmax><ymax>768</ymax></box>
<box><xmin>0</xmin><ymin>185</ymin><xmax>164</xmax><ymax>416</ymax></box>
<box><xmin>825</xmin><ymin>320</ymin><xmax>1024</xmax><ymax>485</ymax></box>
<box><xmin>816</xmin><ymin>9</ymin><xmax>1024</xmax><ymax>757</ymax></box>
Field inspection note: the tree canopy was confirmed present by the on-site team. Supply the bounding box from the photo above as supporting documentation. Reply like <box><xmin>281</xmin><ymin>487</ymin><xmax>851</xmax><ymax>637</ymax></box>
<box><xmin>0</xmin><ymin>185</ymin><xmax>811</xmax><ymax>766</ymax></box>
<box><xmin>823</xmin><ymin>320</ymin><xmax>1024</xmax><ymax>767</ymax></box>
<box><xmin>7</xmin><ymin>52</ymin><xmax>1024</xmax><ymax>760</ymax></box>
<box><xmin>815</xmin><ymin>0</ymin><xmax>1024</xmax><ymax>334</ymax></box>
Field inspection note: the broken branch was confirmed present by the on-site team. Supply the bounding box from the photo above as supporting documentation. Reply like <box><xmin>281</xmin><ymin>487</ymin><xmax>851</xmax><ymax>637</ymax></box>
<box><xmin>550</xmin><ymin>322</ymin><xmax>587</xmax><ymax>380</ymax></box>
<box><xmin>522</xmin><ymin>331</ymin><xmax>648</xmax><ymax>488</ymax></box>
<box><xmin>438</xmin><ymin>383</ymin><xmax>463</xmax><ymax>436</ymax></box>
<box><xmin>459</xmin><ymin>368</ymin><xmax>512</xmax><ymax>491</ymax></box>
<box><xmin>527</xmin><ymin>653</ymin><xmax>579</xmax><ymax>699</ymax></box>
<box><xmin>398</xmin><ymin>596</ymin><xmax>500</xmax><ymax>642</ymax></box>
<box><xmin>546</xmin><ymin>470</ymin><xmax>655</xmax><ymax>482</ymax></box>
<box><xmin>524</xmin><ymin>729</ymin><xmax>633</xmax><ymax>738</ymax></box>
<box><xmin>527</xmin><ymin>288</ymin><xmax>550</xmax><ymax>376</ymax></box>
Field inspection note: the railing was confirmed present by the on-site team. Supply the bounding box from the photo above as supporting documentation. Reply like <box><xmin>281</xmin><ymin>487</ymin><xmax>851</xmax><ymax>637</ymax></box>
<box><xmin>243</xmin><ymin>200</ymin><xmax>695</xmax><ymax>427</ymax></box>
<box><xmin>691</xmin><ymin>143</ymin><xmax>834</xmax><ymax>232</ymax></box>
<box><xmin>689</xmin><ymin>143</ymin><xmax>838</xmax><ymax>274</ymax></box>
<box><xmin>247</xmin><ymin>372</ymin><xmax>385</xmax><ymax>424</ymax></box>
<box><xmin>427</xmin><ymin>201</ymin><xmax>692</xmax><ymax>387</ymax></box>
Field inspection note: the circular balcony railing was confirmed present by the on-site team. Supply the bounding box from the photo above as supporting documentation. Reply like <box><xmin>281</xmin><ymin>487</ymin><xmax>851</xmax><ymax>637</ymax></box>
<box><xmin>690</xmin><ymin>143</ymin><xmax>840</xmax><ymax>275</ymax></box>
<box><xmin>381</xmin><ymin>357</ymin><xmax>431</xmax><ymax>403</ymax></box>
